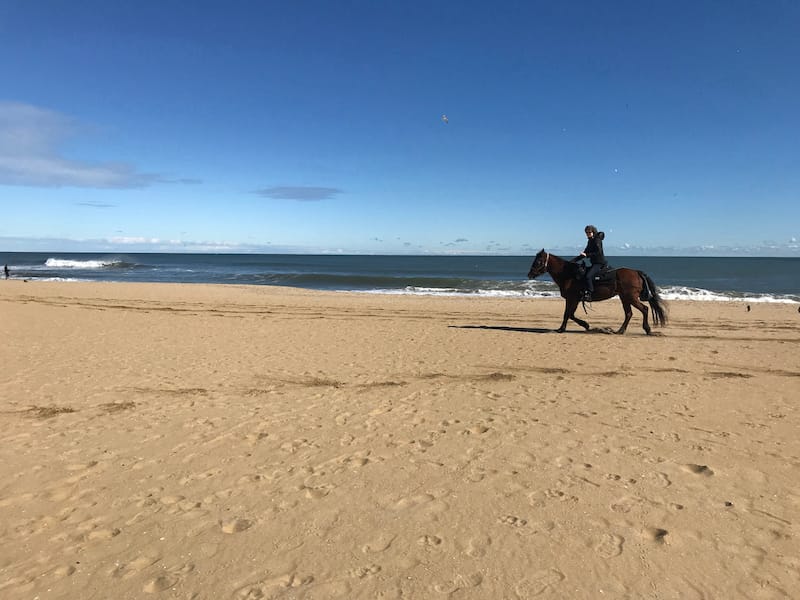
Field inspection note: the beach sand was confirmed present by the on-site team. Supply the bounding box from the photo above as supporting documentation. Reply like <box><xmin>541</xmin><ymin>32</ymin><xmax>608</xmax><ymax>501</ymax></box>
<box><xmin>1</xmin><ymin>281</ymin><xmax>799</xmax><ymax>599</ymax></box>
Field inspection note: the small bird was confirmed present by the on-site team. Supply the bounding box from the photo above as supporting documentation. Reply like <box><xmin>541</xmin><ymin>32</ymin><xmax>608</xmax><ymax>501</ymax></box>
<box><xmin>441</xmin><ymin>114</ymin><xmax>449</xmax><ymax>124</ymax></box>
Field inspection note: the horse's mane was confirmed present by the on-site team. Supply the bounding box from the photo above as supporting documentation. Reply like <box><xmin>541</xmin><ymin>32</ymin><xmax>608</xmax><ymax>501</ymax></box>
<box><xmin>562</xmin><ymin>259</ymin><xmax>581</xmax><ymax>277</ymax></box>
<box><xmin>548</xmin><ymin>252</ymin><xmax>582</xmax><ymax>276</ymax></box>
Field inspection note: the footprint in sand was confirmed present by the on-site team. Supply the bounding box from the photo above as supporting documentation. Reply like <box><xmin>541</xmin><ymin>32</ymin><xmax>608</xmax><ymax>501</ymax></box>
<box><xmin>179</xmin><ymin>467</ymin><xmax>222</xmax><ymax>486</ymax></box>
<box><xmin>349</xmin><ymin>564</ymin><xmax>381</xmax><ymax>578</ymax></box>
<box><xmin>233</xmin><ymin>572</ymin><xmax>314</xmax><ymax>599</ymax></box>
<box><xmin>283</xmin><ymin>438</ymin><xmax>321</xmax><ymax>453</ymax></box>
<box><xmin>499</xmin><ymin>515</ymin><xmax>528</xmax><ymax>528</ymax></box>
<box><xmin>86</xmin><ymin>527</ymin><xmax>121</xmax><ymax>540</ymax></box>
<box><xmin>142</xmin><ymin>563</ymin><xmax>194</xmax><ymax>594</ymax></box>
<box><xmin>417</xmin><ymin>534</ymin><xmax>443</xmax><ymax>547</ymax></box>
<box><xmin>464</xmin><ymin>467</ymin><xmax>492</xmax><ymax>483</ymax></box>
<box><xmin>361</xmin><ymin>533</ymin><xmax>396</xmax><ymax>553</ymax></box>
<box><xmin>390</xmin><ymin>493</ymin><xmax>435</xmax><ymax>511</ymax></box>
<box><xmin>461</xmin><ymin>424</ymin><xmax>490</xmax><ymax>435</ymax></box>
<box><xmin>642</xmin><ymin>527</ymin><xmax>669</xmax><ymax>544</ymax></box>
<box><xmin>159</xmin><ymin>494</ymin><xmax>186</xmax><ymax>505</ymax></box>
<box><xmin>595</xmin><ymin>533</ymin><xmax>625</xmax><ymax>558</ymax></box>
<box><xmin>528</xmin><ymin>488</ymin><xmax>578</xmax><ymax>506</ymax></box>
<box><xmin>110</xmin><ymin>554</ymin><xmax>162</xmax><ymax>579</ymax></box>
<box><xmin>610</xmin><ymin>495</ymin><xmax>641</xmax><ymax>514</ymax></box>
<box><xmin>514</xmin><ymin>569</ymin><xmax>565</xmax><ymax>597</ymax></box>
<box><xmin>52</xmin><ymin>564</ymin><xmax>77</xmax><ymax>578</ymax></box>
<box><xmin>642</xmin><ymin>471</ymin><xmax>672</xmax><ymax>487</ymax></box>
<box><xmin>220</xmin><ymin>517</ymin><xmax>252</xmax><ymax>534</ymax></box>
<box><xmin>143</xmin><ymin>575</ymin><xmax>178</xmax><ymax>594</ymax></box>
<box><xmin>681</xmin><ymin>464</ymin><xmax>714</xmax><ymax>476</ymax></box>
<box><xmin>237</xmin><ymin>474</ymin><xmax>264</xmax><ymax>486</ymax></box>
<box><xmin>244</xmin><ymin>431</ymin><xmax>270</xmax><ymax>445</ymax></box>
<box><xmin>464</xmin><ymin>534</ymin><xmax>492</xmax><ymax>558</ymax></box>
<box><xmin>335</xmin><ymin>411</ymin><xmax>353</xmax><ymax>425</ymax></box>
<box><xmin>433</xmin><ymin>572</ymin><xmax>483</xmax><ymax>595</ymax></box>
<box><xmin>302</xmin><ymin>484</ymin><xmax>334</xmax><ymax>500</ymax></box>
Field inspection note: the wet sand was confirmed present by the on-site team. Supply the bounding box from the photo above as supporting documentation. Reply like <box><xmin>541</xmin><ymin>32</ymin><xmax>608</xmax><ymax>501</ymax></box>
<box><xmin>1</xmin><ymin>281</ymin><xmax>799</xmax><ymax>599</ymax></box>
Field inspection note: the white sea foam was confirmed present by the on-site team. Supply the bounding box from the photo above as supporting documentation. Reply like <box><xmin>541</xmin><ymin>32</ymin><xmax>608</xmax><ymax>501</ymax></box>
<box><xmin>45</xmin><ymin>258</ymin><xmax>121</xmax><ymax>269</ymax></box>
<box><xmin>660</xmin><ymin>286</ymin><xmax>798</xmax><ymax>304</ymax></box>
<box><xmin>359</xmin><ymin>286</ymin><xmax>565</xmax><ymax>298</ymax></box>
<box><xmin>358</xmin><ymin>284</ymin><xmax>798</xmax><ymax>303</ymax></box>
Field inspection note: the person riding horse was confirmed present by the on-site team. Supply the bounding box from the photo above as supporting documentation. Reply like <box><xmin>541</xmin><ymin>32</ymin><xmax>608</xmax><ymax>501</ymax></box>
<box><xmin>527</xmin><ymin>248</ymin><xmax>667</xmax><ymax>335</ymax></box>
<box><xmin>577</xmin><ymin>225</ymin><xmax>606</xmax><ymax>300</ymax></box>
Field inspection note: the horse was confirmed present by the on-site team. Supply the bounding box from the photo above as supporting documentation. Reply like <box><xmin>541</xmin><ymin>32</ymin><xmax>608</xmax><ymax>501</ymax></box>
<box><xmin>527</xmin><ymin>250</ymin><xmax>668</xmax><ymax>335</ymax></box>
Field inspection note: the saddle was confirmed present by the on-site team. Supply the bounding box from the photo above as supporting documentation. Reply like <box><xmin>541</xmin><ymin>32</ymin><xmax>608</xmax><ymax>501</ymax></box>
<box><xmin>575</xmin><ymin>263</ymin><xmax>615</xmax><ymax>285</ymax></box>
<box><xmin>593</xmin><ymin>265</ymin><xmax>616</xmax><ymax>285</ymax></box>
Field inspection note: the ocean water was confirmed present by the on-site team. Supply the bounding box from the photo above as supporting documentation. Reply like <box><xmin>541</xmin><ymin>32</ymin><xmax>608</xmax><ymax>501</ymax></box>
<box><xmin>1</xmin><ymin>252</ymin><xmax>798</xmax><ymax>304</ymax></box>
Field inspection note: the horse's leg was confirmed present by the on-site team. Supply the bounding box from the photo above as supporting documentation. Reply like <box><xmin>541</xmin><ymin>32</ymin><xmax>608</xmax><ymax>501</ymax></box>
<box><xmin>557</xmin><ymin>298</ymin><xmax>588</xmax><ymax>332</ymax></box>
<box><xmin>556</xmin><ymin>300</ymin><xmax>572</xmax><ymax>332</ymax></box>
<box><xmin>617</xmin><ymin>295</ymin><xmax>651</xmax><ymax>335</ymax></box>
<box><xmin>571</xmin><ymin>305</ymin><xmax>590</xmax><ymax>330</ymax></box>
<box><xmin>632</xmin><ymin>297</ymin><xmax>652</xmax><ymax>335</ymax></box>
<box><xmin>617</xmin><ymin>297</ymin><xmax>634</xmax><ymax>334</ymax></box>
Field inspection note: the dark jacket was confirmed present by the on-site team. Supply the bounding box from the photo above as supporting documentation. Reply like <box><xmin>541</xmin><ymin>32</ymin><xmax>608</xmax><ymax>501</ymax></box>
<box><xmin>583</xmin><ymin>231</ymin><xmax>607</xmax><ymax>265</ymax></box>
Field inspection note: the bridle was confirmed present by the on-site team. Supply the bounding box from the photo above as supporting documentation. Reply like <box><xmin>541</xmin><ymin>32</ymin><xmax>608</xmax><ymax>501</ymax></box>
<box><xmin>529</xmin><ymin>251</ymin><xmax>550</xmax><ymax>278</ymax></box>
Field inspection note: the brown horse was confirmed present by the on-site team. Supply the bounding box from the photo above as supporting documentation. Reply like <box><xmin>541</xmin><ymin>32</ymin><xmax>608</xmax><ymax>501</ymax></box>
<box><xmin>527</xmin><ymin>250</ymin><xmax>668</xmax><ymax>335</ymax></box>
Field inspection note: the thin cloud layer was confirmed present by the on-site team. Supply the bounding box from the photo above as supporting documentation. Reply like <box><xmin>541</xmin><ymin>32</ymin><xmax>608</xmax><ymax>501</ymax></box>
<box><xmin>254</xmin><ymin>186</ymin><xmax>342</xmax><ymax>201</ymax></box>
<box><xmin>76</xmin><ymin>201</ymin><xmax>115</xmax><ymax>208</ymax></box>
<box><xmin>1</xmin><ymin>233</ymin><xmax>798</xmax><ymax>255</ymax></box>
<box><xmin>0</xmin><ymin>101</ymin><xmax>156</xmax><ymax>188</ymax></box>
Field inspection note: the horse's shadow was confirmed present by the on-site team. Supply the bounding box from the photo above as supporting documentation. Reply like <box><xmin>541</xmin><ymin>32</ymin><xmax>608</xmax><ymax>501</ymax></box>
<box><xmin>449</xmin><ymin>325</ymin><xmax>616</xmax><ymax>335</ymax></box>
<box><xmin>450</xmin><ymin>325</ymin><xmax>573</xmax><ymax>334</ymax></box>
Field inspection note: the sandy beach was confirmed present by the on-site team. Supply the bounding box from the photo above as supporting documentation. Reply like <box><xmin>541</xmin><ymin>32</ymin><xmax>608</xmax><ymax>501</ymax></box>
<box><xmin>1</xmin><ymin>281</ymin><xmax>798</xmax><ymax>599</ymax></box>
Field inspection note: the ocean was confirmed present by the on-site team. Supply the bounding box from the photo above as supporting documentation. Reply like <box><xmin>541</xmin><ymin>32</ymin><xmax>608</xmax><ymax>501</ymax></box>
<box><xmin>1</xmin><ymin>252</ymin><xmax>798</xmax><ymax>304</ymax></box>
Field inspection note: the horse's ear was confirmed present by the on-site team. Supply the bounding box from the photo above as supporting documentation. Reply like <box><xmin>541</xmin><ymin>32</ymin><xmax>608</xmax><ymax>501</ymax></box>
<box><xmin>540</xmin><ymin>248</ymin><xmax>545</xmax><ymax>253</ymax></box>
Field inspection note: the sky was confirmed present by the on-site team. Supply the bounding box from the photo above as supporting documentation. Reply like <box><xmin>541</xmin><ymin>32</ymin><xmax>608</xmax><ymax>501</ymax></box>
<box><xmin>1</xmin><ymin>0</ymin><xmax>799</xmax><ymax>256</ymax></box>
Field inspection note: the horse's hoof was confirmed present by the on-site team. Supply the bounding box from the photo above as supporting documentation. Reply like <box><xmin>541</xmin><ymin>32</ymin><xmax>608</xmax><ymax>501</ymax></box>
<box><xmin>556</xmin><ymin>328</ymin><xmax>566</xmax><ymax>333</ymax></box>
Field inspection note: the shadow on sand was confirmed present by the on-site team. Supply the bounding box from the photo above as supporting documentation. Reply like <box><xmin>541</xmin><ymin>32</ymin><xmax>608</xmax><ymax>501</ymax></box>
<box><xmin>449</xmin><ymin>325</ymin><xmax>617</xmax><ymax>335</ymax></box>
<box><xmin>451</xmin><ymin>325</ymin><xmax>569</xmax><ymax>334</ymax></box>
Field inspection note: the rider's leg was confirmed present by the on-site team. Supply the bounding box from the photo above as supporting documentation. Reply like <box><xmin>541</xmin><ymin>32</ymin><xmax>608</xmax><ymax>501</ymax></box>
<box><xmin>585</xmin><ymin>264</ymin><xmax>601</xmax><ymax>298</ymax></box>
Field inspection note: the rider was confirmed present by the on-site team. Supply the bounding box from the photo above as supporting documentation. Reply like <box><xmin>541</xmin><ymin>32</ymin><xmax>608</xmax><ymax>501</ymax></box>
<box><xmin>579</xmin><ymin>225</ymin><xmax>606</xmax><ymax>300</ymax></box>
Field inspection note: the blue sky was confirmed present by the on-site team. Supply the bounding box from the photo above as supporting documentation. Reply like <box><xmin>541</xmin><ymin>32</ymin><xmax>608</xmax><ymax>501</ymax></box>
<box><xmin>1</xmin><ymin>1</ymin><xmax>799</xmax><ymax>255</ymax></box>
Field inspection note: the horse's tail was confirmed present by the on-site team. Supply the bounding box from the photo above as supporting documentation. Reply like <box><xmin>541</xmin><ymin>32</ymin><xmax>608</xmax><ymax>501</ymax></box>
<box><xmin>638</xmin><ymin>271</ymin><xmax>668</xmax><ymax>327</ymax></box>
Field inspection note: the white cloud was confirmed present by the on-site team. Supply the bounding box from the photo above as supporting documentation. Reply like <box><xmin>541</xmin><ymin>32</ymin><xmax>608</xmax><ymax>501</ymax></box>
<box><xmin>0</xmin><ymin>234</ymin><xmax>302</xmax><ymax>254</ymax></box>
<box><xmin>0</xmin><ymin>101</ymin><xmax>157</xmax><ymax>188</ymax></box>
<box><xmin>2</xmin><ymin>234</ymin><xmax>799</xmax><ymax>256</ymax></box>
<box><xmin>108</xmin><ymin>236</ymin><xmax>164</xmax><ymax>245</ymax></box>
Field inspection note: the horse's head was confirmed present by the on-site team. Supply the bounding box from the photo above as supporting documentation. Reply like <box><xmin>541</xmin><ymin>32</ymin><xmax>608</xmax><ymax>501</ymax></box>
<box><xmin>527</xmin><ymin>249</ymin><xmax>548</xmax><ymax>279</ymax></box>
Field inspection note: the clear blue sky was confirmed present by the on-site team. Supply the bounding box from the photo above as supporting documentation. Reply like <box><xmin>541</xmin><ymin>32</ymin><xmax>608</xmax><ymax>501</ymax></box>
<box><xmin>1</xmin><ymin>1</ymin><xmax>798</xmax><ymax>255</ymax></box>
